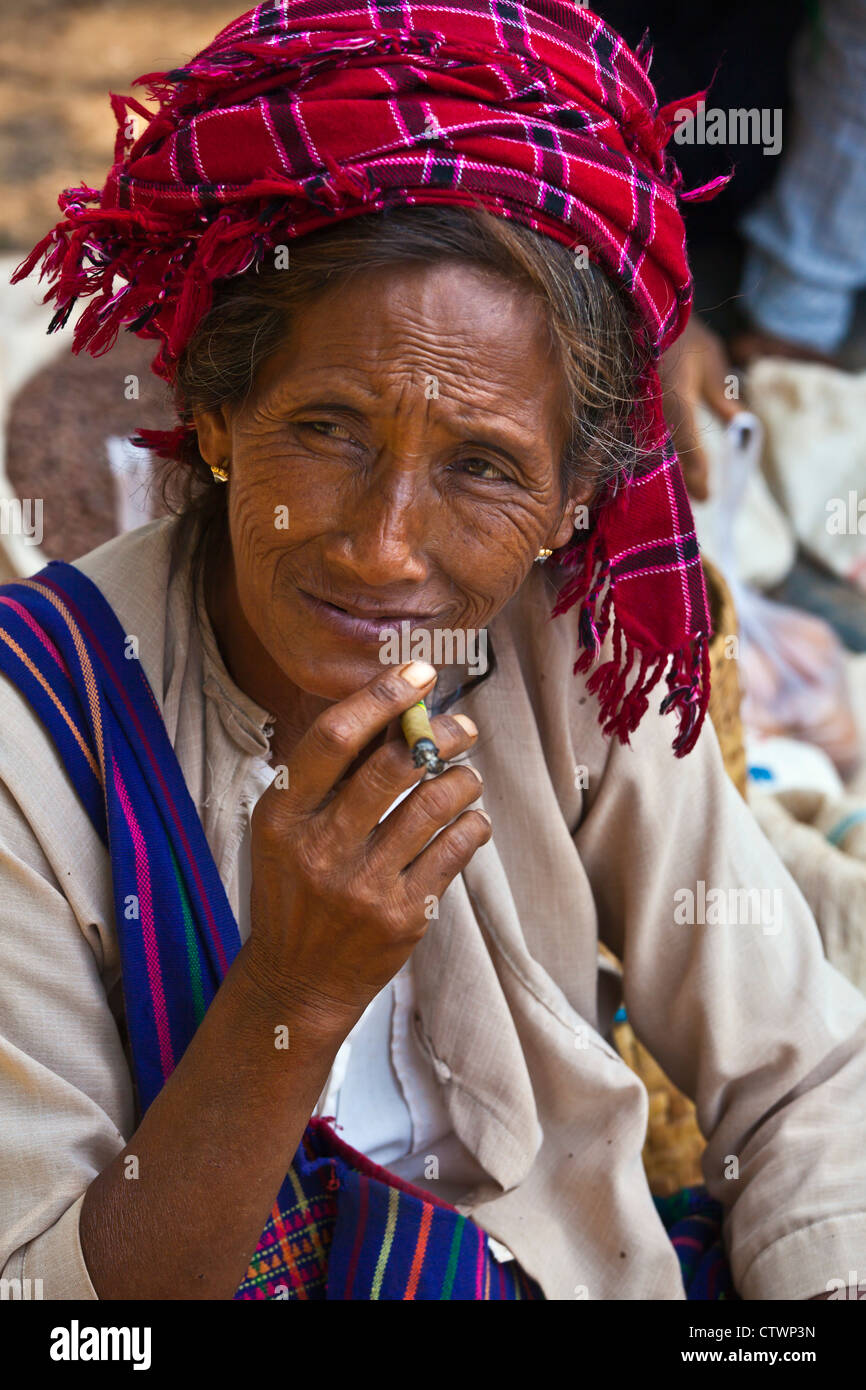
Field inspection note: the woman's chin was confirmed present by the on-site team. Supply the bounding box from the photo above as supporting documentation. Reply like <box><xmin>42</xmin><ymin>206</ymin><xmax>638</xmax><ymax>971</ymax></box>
<box><xmin>284</xmin><ymin>648</ymin><xmax>397</xmax><ymax>703</ymax></box>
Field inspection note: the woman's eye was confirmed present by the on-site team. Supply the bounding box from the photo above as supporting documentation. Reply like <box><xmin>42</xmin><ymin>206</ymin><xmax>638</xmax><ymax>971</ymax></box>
<box><xmin>303</xmin><ymin>421</ymin><xmax>355</xmax><ymax>441</ymax></box>
<box><xmin>461</xmin><ymin>457</ymin><xmax>508</xmax><ymax>481</ymax></box>
<box><xmin>296</xmin><ymin>419</ymin><xmax>361</xmax><ymax>447</ymax></box>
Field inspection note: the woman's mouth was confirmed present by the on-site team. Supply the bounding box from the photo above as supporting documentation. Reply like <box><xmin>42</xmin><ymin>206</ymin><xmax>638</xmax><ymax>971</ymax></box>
<box><xmin>296</xmin><ymin>588</ymin><xmax>433</xmax><ymax>644</ymax></box>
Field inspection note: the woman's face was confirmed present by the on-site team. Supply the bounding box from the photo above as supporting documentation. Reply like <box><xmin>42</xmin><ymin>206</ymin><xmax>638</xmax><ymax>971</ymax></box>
<box><xmin>195</xmin><ymin>258</ymin><xmax>590</xmax><ymax>703</ymax></box>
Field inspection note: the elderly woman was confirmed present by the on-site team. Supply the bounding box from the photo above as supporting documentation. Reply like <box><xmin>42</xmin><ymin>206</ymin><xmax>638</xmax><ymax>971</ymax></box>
<box><xmin>2</xmin><ymin>0</ymin><xmax>865</xmax><ymax>1303</ymax></box>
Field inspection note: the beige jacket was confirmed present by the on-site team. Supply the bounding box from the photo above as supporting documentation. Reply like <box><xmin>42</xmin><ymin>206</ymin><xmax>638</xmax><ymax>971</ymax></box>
<box><xmin>1</xmin><ymin>516</ymin><xmax>866</xmax><ymax>1301</ymax></box>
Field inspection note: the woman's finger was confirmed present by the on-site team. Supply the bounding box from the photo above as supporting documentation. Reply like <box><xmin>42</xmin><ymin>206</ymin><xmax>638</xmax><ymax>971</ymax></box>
<box><xmin>271</xmin><ymin>660</ymin><xmax>437</xmax><ymax>823</ymax></box>
<box><xmin>364</xmin><ymin>760</ymin><xmax>484</xmax><ymax>870</ymax></box>
<box><xmin>324</xmin><ymin>712</ymin><xmax>479</xmax><ymax>841</ymax></box>
<box><xmin>400</xmin><ymin>807</ymin><xmax>493</xmax><ymax>904</ymax></box>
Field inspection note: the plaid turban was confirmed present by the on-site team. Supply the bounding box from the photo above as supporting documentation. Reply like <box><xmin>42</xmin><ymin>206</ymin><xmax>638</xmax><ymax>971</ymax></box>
<box><xmin>12</xmin><ymin>0</ymin><xmax>730</xmax><ymax>755</ymax></box>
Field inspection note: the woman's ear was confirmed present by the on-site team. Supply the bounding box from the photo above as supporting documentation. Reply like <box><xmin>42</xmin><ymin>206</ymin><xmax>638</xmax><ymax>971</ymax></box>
<box><xmin>550</xmin><ymin>481</ymin><xmax>594</xmax><ymax>550</ymax></box>
<box><xmin>192</xmin><ymin>403</ymin><xmax>233</xmax><ymax>469</ymax></box>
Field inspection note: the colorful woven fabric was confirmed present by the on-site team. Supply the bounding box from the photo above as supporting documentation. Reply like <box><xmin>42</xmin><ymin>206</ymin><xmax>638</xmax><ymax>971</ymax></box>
<box><xmin>654</xmin><ymin>1185</ymin><xmax>739</xmax><ymax>1301</ymax></box>
<box><xmin>10</xmin><ymin>1</ymin><xmax>729</xmax><ymax>755</ymax></box>
<box><xmin>0</xmin><ymin>560</ymin><xmax>543</xmax><ymax>1300</ymax></box>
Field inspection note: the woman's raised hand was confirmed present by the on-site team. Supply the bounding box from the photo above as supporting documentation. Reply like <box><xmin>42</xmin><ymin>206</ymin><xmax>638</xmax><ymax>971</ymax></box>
<box><xmin>659</xmin><ymin>315</ymin><xmax>743</xmax><ymax>502</ymax></box>
<box><xmin>242</xmin><ymin>660</ymin><xmax>490</xmax><ymax>1037</ymax></box>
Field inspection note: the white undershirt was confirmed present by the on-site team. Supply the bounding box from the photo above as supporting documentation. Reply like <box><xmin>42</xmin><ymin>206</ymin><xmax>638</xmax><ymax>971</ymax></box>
<box><xmin>235</xmin><ymin>764</ymin><xmax>489</xmax><ymax>1206</ymax></box>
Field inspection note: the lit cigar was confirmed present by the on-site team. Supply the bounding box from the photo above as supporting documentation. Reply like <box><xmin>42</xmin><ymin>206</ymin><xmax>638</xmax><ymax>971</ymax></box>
<box><xmin>401</xmin><ymin>698</ymin><xmax>446</xmax><ymax>775</ymax></box>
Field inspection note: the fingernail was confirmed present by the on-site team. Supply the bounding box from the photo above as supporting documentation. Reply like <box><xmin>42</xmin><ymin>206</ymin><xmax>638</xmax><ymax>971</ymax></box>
<box><xmin>453</xmin><ymin>713</ymin><xmax>478</xmax><ymax>736</ymax></box>
<box><xmin>465</xmin><ymin>763</ymin><xmax>483</xmax><ymax>783</ymax></box>
<box><xmin>402</xmin><ymin>661</ymin><xmax>437</xmax><ymax>688</ymax></box>
<box><xmin>476</xmin><ymin>810</ymin><xmax>492</xmax><ymax>825</ymax></box>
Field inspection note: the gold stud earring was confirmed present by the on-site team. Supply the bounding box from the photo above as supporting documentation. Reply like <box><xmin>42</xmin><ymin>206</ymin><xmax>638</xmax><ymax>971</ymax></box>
<box><xmin>211</xmin><ymin>458</ymin><xmax>229</xmax><ymax>483</ymax></box>
<box><xmin>534</xmin><ymin>547</ymin><xmax>553</xmax><ymax>563</ymax></box>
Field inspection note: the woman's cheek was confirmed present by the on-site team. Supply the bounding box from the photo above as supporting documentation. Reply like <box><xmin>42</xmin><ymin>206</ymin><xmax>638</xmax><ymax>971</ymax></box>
<box><xmin>443</xmin><ymin>503</ymin><xmax>542</xmax><ymax>611</ymax></box>
<box><xmin>232</xmin><ymin>456</ymin><xmax>336</xmax><ymax>554</ymax></box>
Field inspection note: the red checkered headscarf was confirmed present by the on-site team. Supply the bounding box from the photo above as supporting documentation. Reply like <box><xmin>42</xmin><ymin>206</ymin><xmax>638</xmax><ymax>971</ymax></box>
<box><xmin>12</xmin><ymin>0</ymin><xmax>729</xmax><ymax>754</ymax></box>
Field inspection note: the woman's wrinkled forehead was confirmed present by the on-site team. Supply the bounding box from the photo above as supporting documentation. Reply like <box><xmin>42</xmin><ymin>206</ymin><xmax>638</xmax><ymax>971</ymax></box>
<box><xmin>247</xmin><ymin>260</ymin><xmax>566</xmax><ymax>446</ymax></box>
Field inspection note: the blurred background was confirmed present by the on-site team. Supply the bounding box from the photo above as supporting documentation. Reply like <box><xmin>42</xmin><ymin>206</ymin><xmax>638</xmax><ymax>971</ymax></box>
<box><xmin>1</xmin><ymin>1</ymin><xmax>865</xmax><ymax>1048</ymax></box>
<box><xmin>0</xmin><ymin>0</ymin><xmax>237</xmax><ymax>566</ymax></box>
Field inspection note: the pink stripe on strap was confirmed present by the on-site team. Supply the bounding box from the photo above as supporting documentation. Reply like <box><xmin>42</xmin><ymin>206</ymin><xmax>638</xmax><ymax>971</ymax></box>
<box><xmin>112</xmin><ymin>753</ymin><xmax>175</xmax><ymax>1080</ymax></box>
<box><xmin>0</xmin><ymin>596</ymin><xmax>69</xmax><ymax>673</ymax></box>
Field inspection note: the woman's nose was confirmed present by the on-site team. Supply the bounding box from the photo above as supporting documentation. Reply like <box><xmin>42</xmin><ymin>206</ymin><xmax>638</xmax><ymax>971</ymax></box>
<box><xmin>334</xmin><ymin>474</ymin><xmax>430</xmax><ymax>585</ymax></box>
